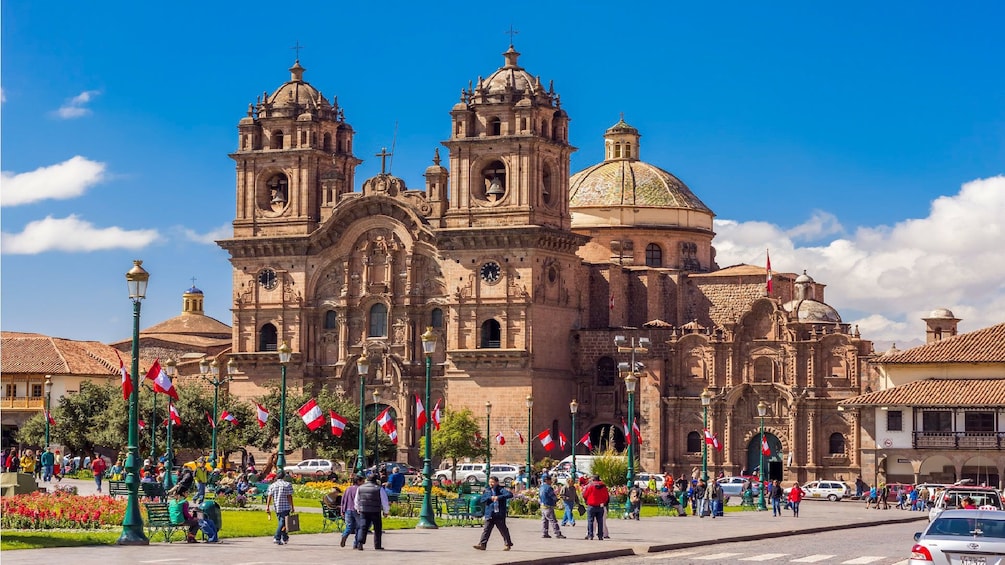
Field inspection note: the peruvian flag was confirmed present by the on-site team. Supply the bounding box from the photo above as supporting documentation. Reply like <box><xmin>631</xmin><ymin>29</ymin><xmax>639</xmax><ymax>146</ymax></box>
<box><xmin>761</xmin><ymin>435</ymin><xmax>771</xmax><ymax>456</ymax></box>
<box><xmin>537</xmin><ymin>429</ymin><xmax>554</xmax><ymax>451</ymax></box>
<box><xmin>117</xmin><ymin>351</ymin><xmax>132</xmax><ymax>400</ymax></box>
<box><xmin>46</xmin><ymin>410</ymin><xmax>56</xmax><ymax>426</ymax></box>
<box><xmin>765</xmin><ymin>249</ymin><xmax>773</xmax><ymax>295</ymax></box>
<box><xmin>330</xmin><ymin>410</ymin><xmax>347</xmax><ymax>437</ymax></box>
<box><xmin>578</xmin><ymin>432</ymin><xmax>593</xmax><ymax>450</ymax></box>
<box><xmin>712</xmin><ymin>432</ymin><xmax>723</xmax><ymax>452</ymax></box>
<box><xmin>205</xmin><ymin>411</ymin><xmax>216</xmax><ymax>428</ymax></box>
<box><xmin>431</xmin><ymin>399</ymin><xmax>442</xmax><ymax>431</ymax></box>
<box><xmin>703</xmin><ymin>428</ymin><xmax>714</xmax><ymax>445</ymax></box>
<box><xmin>632</xmin><ymin>419</ymin><xmax>643</xmax><ymax>445</ymax></box>
<box><xmin>515</xmin><ymin>430</ymin><xmax>524</xmax><ymax>444</ymax></box>
<box><xmin>415</xmin><ymin>394</ymin><xmax>427</xmax><ymax>429</ymax></box>
<box><xmin>145</xmin><ymin>359</ymin><xmax>179</xmax><ymax>401</ymax></box>
<box><xmin>169</xmin><ymin>404</ymin><xmax>182</xmax><ymax>425</ymax></box>
<box><xmin>622</xmin><ymin>417</ymin><xmax>631</xmax><ymax>444</ymax></box>
<box><xmin>220</xmin><ymin>411</ymin><xmax>238</xmax><ymax>426</ymax></box>
<box><xmin>387</xmin><ymin>428</ymin><xmax>398</xmax><ymax>444</ymax></box>
<box><xmin>558</xmin><ymin>431</ymin><xmax>568</xmax><ymax>450</ymax></box>
<box><xmin>495</xmin><ymin>431</ymin><xmax>506</xmax><ymax>445</ymax></box>
<box><xmin>138</xmin><ymin>418</ymin><xmax>146</xmax><ymax>430</ymax></box>
<box><xmin>377</xmin><ymin>407</ymin><xmax>398</xmax><ymax>445</ymax></box>
<box><xmin>255</xmin><ymin>403</ymin><xmax>269</xmax><ymax>428</ymax></box>
<box><xmin>298</xmin><ymin>399</ymin><xmax>325</xmax><ymax>431</ymax></box>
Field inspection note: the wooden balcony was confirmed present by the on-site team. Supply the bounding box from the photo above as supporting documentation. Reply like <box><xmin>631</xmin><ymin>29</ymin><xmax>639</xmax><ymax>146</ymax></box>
<box><xmin>0</xmin><ymin>396</ymin><xmax>45</xmax><ymax>410</ymax></box>
<box><xmin>914</xmin><ymin>431</ymin><xmax>1005</xmax><ymax>449</ymax></box>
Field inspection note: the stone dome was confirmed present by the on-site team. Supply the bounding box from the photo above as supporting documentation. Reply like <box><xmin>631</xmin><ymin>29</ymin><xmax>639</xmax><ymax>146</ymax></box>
<box><xmin>467</xmin><ymin>45</ymin><xmax>554</xmax><ymax>107</ymax></box>
<box><xmin>570</xmin><ymin>159</ymin><xmax>712</xmax><ymax>210</ymax></box>
<box><xmin>782</xmin><ymin>298</ymin><xmax>842</xmax><ymax>323</ymax></box>
<box><xmin>261</xmin><ymin>60</ymin><xmax>333</xmax><ymax>118</ymax></box>
<box><xmin>928</xmin><ymin>307</ymin><xmax>957</xmax><ymax>319</ymax></box>
<box><xmin>185</xmin><ymin>286</ymin><xmax>203</xmax><ymax>295</ymax></box>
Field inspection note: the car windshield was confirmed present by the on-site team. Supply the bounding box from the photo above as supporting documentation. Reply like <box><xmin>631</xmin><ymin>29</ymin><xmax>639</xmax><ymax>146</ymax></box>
<box><xmin>930</xmin><ymin>517</ymin><xmax>1005</xmax><ymax>538</ymax></box>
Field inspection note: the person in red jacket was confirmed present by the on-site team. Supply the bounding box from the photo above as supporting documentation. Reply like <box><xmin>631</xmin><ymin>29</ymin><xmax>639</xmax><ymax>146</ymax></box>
<box><xmin>581</xmin><ymin>475</ymin><xmax>610</xmax><ymax>541</ymax></box>
<box><xmin>787</xmin><ymin>481</ymin><xmax>806</xmax><ymax>517</ymax></box>
<box><xmin>91</xmin><ymin>454</ymin><xmax>108</xmax><ymax>493</ymax></box>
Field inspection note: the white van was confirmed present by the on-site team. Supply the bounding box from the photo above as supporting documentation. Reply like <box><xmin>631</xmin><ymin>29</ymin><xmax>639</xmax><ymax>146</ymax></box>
<box><xmin>550</xmin><ymin>455</ymin><xmax>599</xmax><ymax>478</ymax></box>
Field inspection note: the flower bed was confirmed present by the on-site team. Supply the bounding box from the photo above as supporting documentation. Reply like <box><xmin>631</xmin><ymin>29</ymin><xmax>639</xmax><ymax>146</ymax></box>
<box><xmin>1</xmin><ymin>492</ymin><xmax>126</xmax><ymax>530</ymax></box>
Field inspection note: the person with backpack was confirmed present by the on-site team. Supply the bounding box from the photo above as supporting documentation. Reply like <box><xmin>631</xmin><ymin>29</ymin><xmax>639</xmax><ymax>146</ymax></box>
<box><xmin>582</xmin><ymin>474</ymin><xmax>610</xmax><ymax>541</ymax></box>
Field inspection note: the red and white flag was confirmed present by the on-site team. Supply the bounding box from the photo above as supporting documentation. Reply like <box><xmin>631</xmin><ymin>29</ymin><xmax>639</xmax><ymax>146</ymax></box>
<box><xmin>431</xmin><ymin>398</ymin><xmax>442</xmax><ymax>431</ymax></box>
<box><xmin>703</xmin><ymin>428</ymin><xmax>714</xmax><ymax>445</ymax></box>
<box><xmin>558</xmin><ymin>431</ymin><xmax>568</xmax><ymax>450</ymax></box>
<box><xmin>578</xmin><ymin>432</ymin><xmax>593</xmax><ymax>450</ymax></box>
<box><xmin>761</xmin><ymin>435</ymin><xmax>771</xmax><ymax>456</ymax></box>
<box><xmin>538</xmin><ymin>429</ymin><xmax>554</xmax><ymax>451</ymax></box>
<box><xmin>415</xmin><ymin>394</ymin><xmax>427</xmax><ymax>430</ymax></box>
<box><xmin>377</xmin><ymin>407</ymin><xmax>398</xmax><ymax>444</ymax></box>
<box><xmin>298</xmin><ymin>399</ymin><xmax>325</xmax><ymax>431</ymax></box>
<box><xmin>45</xmin><ymin>410</ymin><xmax>56</xmax><ymax>426</ymax></box>
<box><xmin>138</xmin><ymin>418</ymin><xmax>146</xmax><ymax>430</ymax></box>
<box><xmin>145</xmin><ymin>359</ymin><xmax>179</xmax><ymax>401</ymax></box>
<box><xmin>765</xmin><ymin>249</ymin><xmax>773</xmax><ymax>295</ymax></box>
<box><xmin>205</xmin><ymin>411</ymin><xmax>216</xmax><ymax>428</ymax></box>
<box><xmin>330</xmin><ymin>410</ymin><xmax>347</xmax><ymax>437</ymax></box>
<box><xmin>387</xmin><ymin>428</ymin><xmax>398</xmax><ymax>444</ymax></box>
<box><xmin>712</xmin><ymin>433</ymin><xmax>723</xmax><ymax>452</ymax></box>
<box><xmin>117</xmin><ymin>351</ymin><xmax>132</xmax><ymax>400</ymax></box>
<box><xmin>220</xmin><ymin>411</ymin><xmax>238</xmax><ymax>426</ymax></box>
<box><xmin>632</xmin><ymin>419</ymin><xmax>643</xmax><ymax>445</ymax></box>
<box><xmin>495</xmin><ymin>431</ymin><xmax>506</xmax><ymax>445</ymax></box>
<box><xmin>169</xmin><ymin>404</ymin><xmax>182</xmax><ymax>426</ymax></box>
<box><xmin>621</xmin><ymin>417</ymin><xmax>631</xmax><ymax>444</ymax></box>
<box><xmin>255</xmin><ymin>403</ymin><xmax>269</xmax><ymax>428</ymax></box>
<box><xmin>514</xmin><ymin>430</ymin><xmax>525</xmax><ymax>444</ymax></box>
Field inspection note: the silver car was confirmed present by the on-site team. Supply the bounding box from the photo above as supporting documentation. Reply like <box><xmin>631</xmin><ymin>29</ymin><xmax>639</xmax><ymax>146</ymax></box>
<box><xmin>911</xmin><ymin>509</ymin><xmax>1005</xmax><ymax>564</ymax></box>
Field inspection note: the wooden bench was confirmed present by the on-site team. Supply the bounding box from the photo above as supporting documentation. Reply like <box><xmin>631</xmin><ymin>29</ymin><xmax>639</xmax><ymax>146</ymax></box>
<box><xmin>144</xmin><ymin>502</ymin><xmax>182</xmax><ymax>543</ymax></box>
<box><xmin>141</xmin><ymin>482</ymin><xmax>166</xmax><ymax>501</ymax></box>
<box><xmin>108</xmin><ymin>480</ymin><xmax>131</xmax><ymax>498</ymax></box>
<box><xmin>320</xmin><ymin>500</ymin><xmax>345</xmax><ymax>532</ymax></box>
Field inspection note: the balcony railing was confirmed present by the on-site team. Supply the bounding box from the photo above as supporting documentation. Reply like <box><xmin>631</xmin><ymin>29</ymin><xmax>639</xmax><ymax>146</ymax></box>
<box><xmin>913</xmin><ymin>431</ymin><xmax>1004</xmax><ymax>449</ymax></box>
<box><xmin>0</xmin><ymin>396</ymin><xmax>45</xmax><ymax>410</ymax></box>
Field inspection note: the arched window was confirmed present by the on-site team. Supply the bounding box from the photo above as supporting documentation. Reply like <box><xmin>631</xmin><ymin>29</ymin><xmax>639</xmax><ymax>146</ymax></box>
<box><xmin>271</xmin><ymin>130</ymin><xmax>284</xmax><ymax>150</ymax></box>
<box><xmin>489</xmin><ymin>117</ymin><xmax>502</xmax><ymax>136</ymax></box>
<box><xmin>828</xmin><ymin>433</ymin><xmax>846</xmax><ymax>455</ymax></box>
<box><xmin>480</xmin><ymin>319</ymin><xmax>501</xmax><ymax>348</ymax></box>
<box><xmin>259</xmin><ymin>323</ymin><xmax>278</xmax><ymax>352</ymax></box>
<box><xmin>431</xmin><ymin>308</ymin><xmax>444</xmax><ymax>328</ymax></box>
<box><xmin>645</xmin><ymin>243</ymin><xmax>663</xmax><ymax>267</ymax></box>
<box><xmin>596</xmin><ymin>356</ymin><xmax>618</xmax><ymax>386</ymax></box>
<box><xmin>687</xmin><ymin>431</ymin><xmax>703</xmax><ymax>453</ymax></box>
<box><xmin>368</xmin><ymin>303</ymin><xmax>388</xmax><ymax>337</ymax></box>
<box><xmin>323</xmin><ymin>310</ymin><xmax>337</xmax><ymax>330</ymax></box>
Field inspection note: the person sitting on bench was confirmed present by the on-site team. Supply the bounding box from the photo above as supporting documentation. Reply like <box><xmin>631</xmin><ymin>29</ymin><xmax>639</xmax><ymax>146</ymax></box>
<box><xmin>169</xmin><ymin>492</ymin><xmax>201</xmax><ymax>543</ymax></box>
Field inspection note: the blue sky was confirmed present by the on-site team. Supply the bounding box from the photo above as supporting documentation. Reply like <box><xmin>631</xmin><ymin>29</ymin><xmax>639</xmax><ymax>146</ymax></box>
<box><xmin>2</xmin><ymin>1</ymin><xmax>1003</xmax><ymax>348</ymax></box>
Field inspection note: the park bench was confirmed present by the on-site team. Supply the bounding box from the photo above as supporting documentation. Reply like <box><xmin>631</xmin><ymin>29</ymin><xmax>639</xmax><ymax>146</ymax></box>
<box><xmin>320</xmin><ymin>499</ymin><xmax>345</xmax><ymax>532</ymax></box>
<box><xmin>141</xmin><ymin>482</ymin><xmax>167</xmax><ymax>501</ymax></box>
<box><xmin>144</xmin><ymin>502</ymin><xmax>182</xmax><ymax>543</ymax></box>
<box><xmin>445</xmin><ymin>497</ymin><xmax>482</xmax><ymax>526</ymax></box>
<box><xmin>655</xmin><ymin>497</ymin><xmax>675</xmax><ymax>516</ymax></box>
<box><xmin>108</xmin><ymin>480</ymin><xmax>131</xmax><ymax>498</ymax></box>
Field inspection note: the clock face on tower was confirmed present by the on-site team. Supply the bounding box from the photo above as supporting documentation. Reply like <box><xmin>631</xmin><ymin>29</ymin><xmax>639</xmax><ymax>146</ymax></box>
<box><xmin>480</xmin><ymin>261</ymin><xmax>501</xmax><ymax>284</ymax></box>
<box><xmin>258</xmin><ymin>268</ymin><xmax>278</xmax><ymax>290</ymax></box>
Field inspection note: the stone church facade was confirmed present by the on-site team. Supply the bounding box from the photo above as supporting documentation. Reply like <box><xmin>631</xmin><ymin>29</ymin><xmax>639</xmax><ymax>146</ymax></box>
<box><xmin>217</xmin><ymin>45</ymin><xmax>874</xmax><ymax>482</ymax></box>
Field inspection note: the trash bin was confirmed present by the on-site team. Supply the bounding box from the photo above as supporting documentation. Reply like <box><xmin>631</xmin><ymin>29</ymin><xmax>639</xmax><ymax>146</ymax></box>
<box><xmin>200</xmin><ymin>499</ymin><xmax>222</xmax><ymax>531</ymax></box>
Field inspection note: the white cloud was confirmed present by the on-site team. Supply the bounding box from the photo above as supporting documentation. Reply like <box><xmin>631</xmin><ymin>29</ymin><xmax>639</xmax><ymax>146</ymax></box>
<box><xmin>180</xmin><ymin>223</ymin><xmax>231</xmax><ymax>244</ymax></box>
<box><xmin>1</xmin><ymin>156</ymin><xmax>107</xmax><ymax>207</ymax></box>
<box><xmin>54</xmin><ymin>90</ymin><xmax>100</xmax><ymax>119</ymax></box>
<box><xmin>1</xmin><ymin>215</ymin><xmax>159</xmax><ymax>254</ymax></box>
<box><xmin>714</xmin><ymin>175</ymin><xmax>1005</xmax><ymax>344</ymax></box>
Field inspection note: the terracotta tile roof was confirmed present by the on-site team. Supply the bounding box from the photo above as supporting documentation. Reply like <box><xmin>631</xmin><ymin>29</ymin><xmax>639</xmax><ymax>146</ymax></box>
<box><xmin>839</xmin><ymin>378</ymin><xmax>1005</xmax><ymax>407</ymax></box>
<box><xmin>876</xmin><ymin>322</ymin><xmax>1005</xmax><ymax>364</ymax></box>
<box><xmin>1</xmin><ymin>331</ymin><xmax>119</xmax><ymax>375</ymax></box>
<box><xmin>141</xmin><ymin>313</ymin><xmax>231</xmax><ymax>337</ymax></box>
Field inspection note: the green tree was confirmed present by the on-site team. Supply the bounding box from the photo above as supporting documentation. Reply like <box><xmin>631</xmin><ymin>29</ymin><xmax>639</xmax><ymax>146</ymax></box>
<box><xmin>430</xmin><ymin>408</ymin><xmax>483</xmax><ymax>482</ymax></box>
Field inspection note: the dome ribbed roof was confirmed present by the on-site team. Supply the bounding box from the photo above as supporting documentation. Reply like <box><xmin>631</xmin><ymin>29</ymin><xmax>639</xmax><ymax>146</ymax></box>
<box><xmin>927</xmin><ymin>307</ymin><xmax>957</xmax><ymax>319</ymax></box>
<box><xmin>782</xmin><ymin>299</ymin><xmax>842</xmax><ymax>323</ymax></box>
<box><xmin>261</xmin><ymin>60</ymin><xmax>332</xmax><ymax>117</ymax></box>
<box><xmin>570</xmin><ymin>160</ymin><xmax>712</xmax><ymax>210</ymax></box>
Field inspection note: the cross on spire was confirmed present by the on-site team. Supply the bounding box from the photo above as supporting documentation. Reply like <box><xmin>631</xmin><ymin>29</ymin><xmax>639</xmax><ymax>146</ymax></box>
<box><xmin>376</xmin><ymin>147</ymin><xmax>392</xmax><ymax>174</ymax></box>
<box><xmin>290</xmin><ymin>40</ymin><xmax>304</xmax><ymax>60</ymax></box>
<box><xmin>506</xmin><ymin>25</ymin><xmax>519</xmax><ymax>46</ymax></box>
<box><xmin>190</xmin><ymin>276</ymin><xmax>198</xmax><ymax>288</ymax></box>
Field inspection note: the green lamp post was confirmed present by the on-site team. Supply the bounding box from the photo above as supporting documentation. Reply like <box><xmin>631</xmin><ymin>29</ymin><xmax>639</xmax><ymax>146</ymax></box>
<box><xmin>570</xmin><ymin>399</ymin><xmax>579</xmax><ymax>479</ymax></box>
<box><xmin>44</xmin><ymin>376</ymin><xmax>53</xmax><ymax>448</ymax></box>
<box><xmin>200</xmin><ymin>357</ymin><xmax>234</xmax><ymax>470</ymax></box>
<box><xmin>525</xmin><ymin>395</ymin><xmax>533</xmax><ymax>488</ymax></box>
<box><xmin>355</xmin><ymin>352</ymin><xmax>369</xmax><ymax>474</ymax></box>
<box><xmin>757</xmin><ymin>400</ymin><xmax>768</xmax><ymax>511</ymax></box>
<box><xmin>162</xmin><ymin>359</ymin><xmax>176</xmax><ymax>490</ymax></box>
<box><xmin>624</xmin><ymin>372</ymin><xmax>637</xmax><ymax>486</ymax></box>
<box><xmin>485</xmin><ymin>401</ymin><xmax>492</xmax><ymax>482</ymax></box>
<box><xmin>615</xmin><ymin>335</ymin><xmax>649</xmax><ymax>488</ymax></box>
<box><xmin>701</xmin><ymin>389</ymin><xmax>713</xmax><ymax>483</ymax></box>
<box><xmin>148</xmin><ymin>383</ymin><xmax>157</xmax><ymax>463</ymax></box>
<box><xmin>417</xmin><ymin>327</ymin><xmax>438</xmax><ymax>529</ymax></box>
<box><xmin>277</xmin><ymin>342</ymin><xmax>292</xmax><ymax>472</ymax></box>
<box><xmin>118</xmin><ymin>260</ymin><xmax>149</xmax><ymax>545</ymax></box>
<box><xmin>372</xmin><ymin>388</ymin><xmax>382</xmax><ymax>469</ymax></box>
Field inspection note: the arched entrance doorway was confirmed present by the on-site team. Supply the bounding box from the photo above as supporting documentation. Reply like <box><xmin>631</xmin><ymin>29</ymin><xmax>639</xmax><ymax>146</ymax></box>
<box><xmin>586</xmin><ymin>423</ymin><xmax>627</xmax><ymax>453</ymax></box>
<box><xmin>746</xmin><ymin>433</ymin><xmax>783</xmax><ymax>478</ymax></box>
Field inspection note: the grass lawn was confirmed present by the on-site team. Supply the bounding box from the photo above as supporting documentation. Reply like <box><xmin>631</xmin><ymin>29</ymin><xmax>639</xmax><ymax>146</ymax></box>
<box><xmin>1</xmin><ymin>509</ymin><xmax>419</xmax><ymax>550</ymax></box>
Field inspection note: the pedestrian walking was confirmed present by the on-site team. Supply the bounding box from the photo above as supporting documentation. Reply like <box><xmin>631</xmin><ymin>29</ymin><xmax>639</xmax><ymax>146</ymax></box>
<box><xmin>265</xmin><ymin>471</ymin><xmax>295</xmax><ymax>545</ymax></box>
<box><xmin>340</xmin><ymin>474</ymin><xmax>364</xmax><ymax>548</ymax></box>
<box><xmin>40</xmin><ymin>447</ymin><xmax>55</xmax><ymax>482</ymax></box>
<box><xmin>538</xmin><ymin>474</ymin><xmax>566</xmax><ymax>538</ymax></box>
<box><xmin>90</xmin><ymin>453</ymin><xmax>107</xmax><ymax>493</ymax></box>
<box><xmin>627</xmin><ymin>484</ymin><xmax>642</xmax><ymax>519</ymax></box>
<box><xmin>473</xmin><ymin>476</ymin><xmax>514</xmax><ymax>551</ymax></box>
<box><xmin>769</xmin><ymin>479</ymin><xmax>783</xmax><ymax>516</ymax></box>
<box><xmin>560</xmin><ymin>478</ymin><xmax>579</xmax><ymax>527</ymax></box>
<box><xmin>787</xmin><ymin>481</ymin><xmax>805</xmax><ymax>517</ymax></box>
<box><xmin>865</xmin><ymin>485</ymin><xmax>877</xmax><ymax>509</ymax></box>
<box><xmin>355</xmin><ymin>473</ymin><xmax>388</xmax><ymax>550</ymax></box>
<box><xmin>582</xmin><ymin>474</ymin><xmax>610</xmax><ymax>541</ymax></box>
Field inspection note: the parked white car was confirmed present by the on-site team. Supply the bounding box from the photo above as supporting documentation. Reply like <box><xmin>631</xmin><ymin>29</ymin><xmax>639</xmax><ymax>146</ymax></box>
<box><xmin>285</xmin><ymin>459</ymin><xmax>336</xmax><ymax>477</ymax></box>
<box><xmin>634</xmin><ymin>473</ymin><xmax>666</xmax><ymax>491</ymax></box>
<box><xmin>434</xmin><ymin>463</ymin><xmax>520</xmax><ymax>485</ymax></box>
<box><xmin>718</xmin><ymin>476</ymin><xmax>761</xmax><ymax>497</ymax></box>
<box><xmin>786</xmin><ymin>480</ymin><xmax>850</xmax><ymax>501</ymax></box>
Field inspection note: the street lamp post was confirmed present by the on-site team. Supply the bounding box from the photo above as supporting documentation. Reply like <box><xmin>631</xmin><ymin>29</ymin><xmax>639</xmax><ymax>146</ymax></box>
<box><xmin>757</xmin><ymin>400</ymin><xmax>768</xmax><ymax>511</ymax></box>
<box><xmin>162</xmin><ymin>360</ymin><xmax>176</xmax><ymax>490</ymax></box>
<box><xmin>700</xmin><ymin>389</ymin><xmax>713</xmax><ymax>483</ymax></box>
<box><xmin>615</xmin><ymin>335</ymin><xmax>649</xmax><ymax>488</ymax></box>
<box><xmin>277</xmin><ymin>342</ymin><xmax>292</xmax><ymax>472</ymax></box>
<box><xmin>355</xmin><ymin>353</ymin><xmax>369</xmax><ymax>474</ymax></box>
<box><xmin>525</xmin><ymin>395</ymin><xmax>533</xmax><ymax>489</ymax></box>
<box><xmin>417</xmin><ymin>327</ymin><xmax>438</xmax><ymax>529</ymax></box>
<box><xmin>372</xmin><ymin>388</ymin><xmax>382</xmax><ymax>470</ymax></box>
<box><xmin>44</xmin><ymin>376</ymin><xmax>53</xmax><ymax>448</ymax></box>
<box><xmin>570</xmin><ymin>400</ymin><xmax>579</xmax><ymax>479</ymax></box>
<box><xmin>199</xmin><ymin>358</ymin><xmax>234</xmax><ymax>470</ymax></box>
<box><xmin>148</xmin><ymin>384</ymin><xmax>157</xmax><ymax>463</ymax></box>
<box><xmin>485</xmin><ymin>401</ymin><xmax>492</xmax><ymax>482</ymax></box>
<box><xmin>118</xmin><ymin>260</ymin><xmax>149</xmax><ymax>545</ymax></box>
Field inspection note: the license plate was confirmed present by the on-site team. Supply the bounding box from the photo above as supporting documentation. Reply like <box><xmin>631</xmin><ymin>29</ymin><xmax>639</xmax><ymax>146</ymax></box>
<box><xmin>961</xmin><ymin>556</ymin><xmax>986</xmax><ymax>565</ymax></box>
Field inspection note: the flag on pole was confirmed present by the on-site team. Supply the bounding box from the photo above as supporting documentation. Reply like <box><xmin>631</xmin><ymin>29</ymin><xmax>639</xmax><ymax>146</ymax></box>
<box><xmin>703</xmin><ymin>428</ymin><xmax>714</xmax><ymax>445</ymax></box>
<box><xmin>117</xmin><ymin>351</ymin><xmax>132</xmax><ymax>400</ymax></box>
<box><xmin>514</xmin><ymin>430</ymin><xmax>524</xmax><ymax>444</ymax></box>
<box><xmin>765</xmin><ymin>249</ymin><xmax>773</xmax><ymax>295</ymax></box>
<box><xmin>138</xmin><ymin>418</ymin><xmax>146</xmax><ymax>430</ymax></box>
<box><xmin>298</xmin><ymin>399</ymin><xmax>325</xmax><ymax>431</ymax></box>
<box><xmin>377</xmin><ymin>407</ymin><xmax>398</xmax><ymax>444</ymax></box>
<box><xmin>431</xmin><ymin>398</ymin><xmax>442</xmax><ymax>431</ymax></box>
<box><xmin>537</xmin><ymin>429</ymin><xmax>554</xmax><ymax>451</ymax></box>
<box><xmin>558</xmin><ymin>431</ymin><xmax>568</xmax><ymax>450</ymax></box>
<box><xmin>578</xmin><ymin>432</ymin><xmax>593</xmax><ymax>450</ymax></box>
<box><xmin>145</xmin><ymin>359</ymin><xmax>179</xmax><ymax>401</ymax></box>
<box><xmin>205</xmin><ymin>411</ymin><xmax>216</xmax><ymax>428</ymax></box>
<box><xmin>621</xmin><ymin>417</ymin><xmax>631</xmax><ymax>444</ymax></box>
<box><xmin>43</xmin><ymin>410</ymin><xmax>55</xmax><ymax>426</ymax></box>
<box><xmin>220</xmin><ymin>411</ymin><xmax>238</xmax><ymax>426</ymax></box>
<box><xmin>632</xmin><ymin>419</ymin><xmax>643</xmax><ymax>445</ymax></box>
<box><xmin>712</xmin><ymin>432</ymin><xmax>722</xmax><ymax>452</ymax></box>
<box><xmin>761</xmin><ymin>435</ymin><xmax>771</xmax><ymax>456</ymax></box>
<box><xmin>255</xmin><ymin>403</ymin><xmax>269</xmax><ymax>428</ymax></box>
<box><xmin>495</xmin><ymin>431</ymin><xmax>506</xmax><ymax>445</ymax></box>
<box><xmin>330</xmin><ymin>410</ymin><xmax>347</xmax><ymax>437</ymax></box>
<box><xmin>415</xmin><ymin>394</ymin><xmax>427</xmax><ymax>430</ymax></box>
<box><xmin>169</xmin><ymin>404</ymin><xmax>182</xmax><ymax>425</ymax></box>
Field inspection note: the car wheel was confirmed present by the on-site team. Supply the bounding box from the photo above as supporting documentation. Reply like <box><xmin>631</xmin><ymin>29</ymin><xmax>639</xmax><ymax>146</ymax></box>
<box><xmin>828</xmin><ymin>494</ymin><xmax>838</xmax><ymax>502</ymax></box>
<box><xmin>466</xmin><ymin>475</ymin><xmax>478</xmax><ymax>484</ymax></box>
